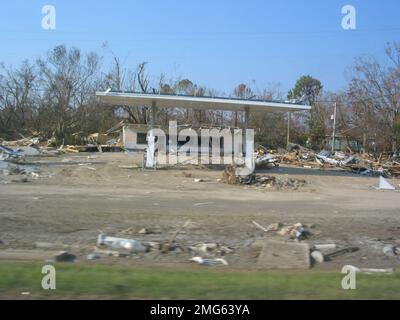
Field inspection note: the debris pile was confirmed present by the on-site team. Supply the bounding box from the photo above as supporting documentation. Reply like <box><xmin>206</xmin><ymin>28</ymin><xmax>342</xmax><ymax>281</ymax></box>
<box><xmin>276</xmin><ymin>145</ymin><xmax>400</xmax><ymax>177</ymax></box>
<box><xmin>252</xmin><ymin>221</ymin><xmax>312</xmax><ymax>240</ymax></box>
<box><xmin>255</xmin><ymin>145</ymin><xmax>280</xmax><ymax>169</ymax></box>
<box><xmin>221</xmin><ymin>165</ymin><xmax>255</xmax><ymax>185</ymax></box>
<box><xmin>221</xmin><ymin>166</ymin><xmax>307</xmax><ymax>190</ymax></box>
<box><xmin>255</xmin><ymin>175</ymin><xmax>307</xmax><ymax>190</ymax></box>
<box><xmin>0</xmin><ymin>123</ymin><xmax>126</xmax><ymax>156</ymax></box>
<box><xmin>87</xmin><ymin>220</ymin><xmax>234</xmax><ymax>267</ymax></box>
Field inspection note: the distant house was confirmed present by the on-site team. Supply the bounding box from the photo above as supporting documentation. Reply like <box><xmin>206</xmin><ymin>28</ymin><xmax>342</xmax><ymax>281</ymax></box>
<box><xmin>324</xmin><ymin>135</ymin><xmax>363</xmax><ymax>152</ymax></box>
<box><xmin>123</xmin><ymin>124</ymin><xmax>151</xmax><ymax>151</ymax></box>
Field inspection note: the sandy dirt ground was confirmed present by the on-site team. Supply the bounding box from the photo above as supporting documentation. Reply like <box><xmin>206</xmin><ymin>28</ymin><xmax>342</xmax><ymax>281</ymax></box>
<box><xmin>0</xmin><ymin>152</ymin><xmax>400</xmax><ymax>271</ymax></box>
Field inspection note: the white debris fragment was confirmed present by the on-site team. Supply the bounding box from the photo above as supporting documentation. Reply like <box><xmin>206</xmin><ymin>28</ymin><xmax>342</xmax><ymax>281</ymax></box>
<box><xmin>97</xmin><ymin>233</ymin><xmax>147</xmax><ymax>253</ymax></box>
<box><xmin>343</xmin><ymin>265</ymin><xmax>394</xmax><ymax>274</ymax></box>
<box><xmin>378</xmin><ymin>177</ymin><xmax>396</xmax><ymax>190</ymax></box>
<box><xmin>311</xmin><ymin>250</ymin><xmax>325</xmax><ymax>263</ymax></box>
<box><xmin>314</xmin><ymin>244</ymin><xmax>337</xmax><ymax>250</ymax></box>
<box><xmin>189</xmin><ymin>243</ymin><xmax>218</xmax><ymax>254</ymax></box>
<box><xmin>189</xmin><ymin>256</ymin><xmax>228</xmax><ymax>266</ymax></box>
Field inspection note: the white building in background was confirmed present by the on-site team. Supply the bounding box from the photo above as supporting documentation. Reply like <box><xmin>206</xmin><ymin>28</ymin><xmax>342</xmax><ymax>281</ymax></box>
<box><xmin>123</xmin><ymin>124</ymin><xmax>150</xmax><ymax>151</ymax></box>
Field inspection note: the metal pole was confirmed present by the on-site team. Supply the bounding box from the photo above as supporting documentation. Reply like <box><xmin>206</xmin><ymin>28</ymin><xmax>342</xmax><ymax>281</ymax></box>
<box><xmin>150</xmin><ymin>100</ymin><xmax>157</xmax><ymax>129</ymax></box>
<box><xmin>331</xmin><ymin>102</ymin><xmax>337</xmax><ymax>154</ymax></box>
<box><xmin>286</xmin><ymin>112</ymin><xmax>291</xmax><ymax>150</ymax></box>
<box><xmin>244</xmin><ymin>107</ymin><xmax>250</xmax><ymax>156</ymax></box>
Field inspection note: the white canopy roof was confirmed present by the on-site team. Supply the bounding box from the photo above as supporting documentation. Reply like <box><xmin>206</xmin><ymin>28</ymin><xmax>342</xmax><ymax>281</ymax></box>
<box><xmin>96</xmin><ymin>91</ymin><xmax>311</xmax><ymax>113</ymax></box>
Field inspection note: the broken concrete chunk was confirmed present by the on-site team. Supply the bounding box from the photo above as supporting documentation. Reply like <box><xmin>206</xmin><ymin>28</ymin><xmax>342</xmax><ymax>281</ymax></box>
<box><xmin>257</xmin><ymin>240</ymin><xmax>311</xmax><ymax>270</ymax></box>
<box><xmin>311</xmin><ymin>250</ymin><xmax>325</xmax><ymax>264</ymax></box>
<box><xmin>383</xmin><ymin>245</ymin><xmax>396</xmax><ymax>257</ymax></box>
<box><xmin>15</xmin><ymin>146</ymin><xmax>41</xmax><ymax>156</ymax></box>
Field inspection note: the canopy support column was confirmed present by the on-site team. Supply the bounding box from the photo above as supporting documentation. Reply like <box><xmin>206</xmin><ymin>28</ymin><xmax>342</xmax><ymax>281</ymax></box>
<box><xmin>150</xmin><ymin>100</ymin><xmax>157</xmax><ymax>129</ymax></box>
<box><xmin>243</xmin><ymin>106</ymin><xmax>250</xmax><ymax>156</ymax></box>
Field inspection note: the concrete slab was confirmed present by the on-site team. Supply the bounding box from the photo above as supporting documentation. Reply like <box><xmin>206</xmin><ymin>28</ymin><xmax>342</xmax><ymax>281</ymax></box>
<box><xmin>257</xmin><ymin>240</ymin><xmax>311</xmax><ymax>270</ymax></box>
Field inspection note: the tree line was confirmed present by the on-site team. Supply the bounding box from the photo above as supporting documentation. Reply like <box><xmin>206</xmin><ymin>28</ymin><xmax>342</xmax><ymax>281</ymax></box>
<box><xmin>1</xmin><ymin>43</ymin><xmax>399</xmax><ymax>152</ymax></box>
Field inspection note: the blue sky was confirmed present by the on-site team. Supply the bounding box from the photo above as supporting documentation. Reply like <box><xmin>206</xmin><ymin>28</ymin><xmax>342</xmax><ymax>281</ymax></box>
<box><xmin>0</xmin><ymin>0</ymin><xmax>399</xmax><ymax>95</ymax></box>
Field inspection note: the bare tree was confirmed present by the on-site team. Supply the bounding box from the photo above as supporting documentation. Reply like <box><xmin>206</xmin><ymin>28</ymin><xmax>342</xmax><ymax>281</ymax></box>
<box><xmin>348</xmin><ymin>42</ymin><xmax>400</xmax><ymax>151</ymax></box>
<box><xmin>36</xmin><ymin>45</ymin><xmax>100</xmax><ymax>144</ymax></box>
<box><xmin>0</xmin><ymin>61</ymin><xmax>37</xmax><ymax>137</ymax></box>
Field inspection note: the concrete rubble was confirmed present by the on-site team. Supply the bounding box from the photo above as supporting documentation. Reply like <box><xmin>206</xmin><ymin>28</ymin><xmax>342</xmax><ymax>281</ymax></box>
<box><xmin>277</xmin><ymin>145</ymin><xmax>400</xmax><ymax>177</ymax></box>
<box><xmin>221</xmin><ymin>165</ymin><xmax>307</xmax><ymax>190</ymax></box>
<box><xmin>256</xmin><ymin>240</ymin><xmax>311</xmax><ymax>270</ymax></box>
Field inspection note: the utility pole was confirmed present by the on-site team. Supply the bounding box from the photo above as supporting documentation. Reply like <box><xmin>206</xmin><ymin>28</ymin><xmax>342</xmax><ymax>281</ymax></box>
<box><xmin>286</xmin><ymin>112</ymin><xmax>291</xmax><ymax>150</ymax></box>
<box><xmin>331</xmin><ymin>101</ymin><xmax>337</xmax><ymax>154</ymax></box>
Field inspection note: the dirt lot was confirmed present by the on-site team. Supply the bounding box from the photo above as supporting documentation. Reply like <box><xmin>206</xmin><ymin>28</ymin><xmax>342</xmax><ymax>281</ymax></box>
<box><xmin>1</xmin><ymin>152</ymin><xmax>400</xmax><ymax>271</ymax></box>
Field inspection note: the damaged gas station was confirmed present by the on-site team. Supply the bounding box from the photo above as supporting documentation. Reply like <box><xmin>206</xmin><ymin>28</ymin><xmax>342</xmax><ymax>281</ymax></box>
<box><xmin>1</xmin><ymin>89</ymin><xmax>400</xmax><ymax>285</ymax></box>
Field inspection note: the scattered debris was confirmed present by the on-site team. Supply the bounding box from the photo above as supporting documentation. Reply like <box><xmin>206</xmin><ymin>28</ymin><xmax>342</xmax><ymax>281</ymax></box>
<box><xmin>189</xmin><ymin>257</ymin><xmax>228</xmax><ymax>266</ymax></box>
<box><xmin>277</xmin><ymin>146</ymin><xmax>400</xmax><ymax>177</ymax></box>
<box><xmin>221</xmin><ymin>166</ymin><xmax>307</xmax><ymax>190</ymax></box>
<box><xmin>221</xmin><ymin>166</ymin><xmax>255</xmax><ymax>185</ymax></box>
<box><xmin>97</xmin><ymin>234</ymin><xmax>147</xmax><ymax>253</ymax></box>
<box><xmin>252</xmin><ymin>221</ymin><xmax>283</xmax><ymax>233</ymax></box>
<box><xmin>189</xmin><ymin>243</ymin><xmax>233</xmax><ymax>256</ymax></box>
<box><xmin>161</xmin><ymin>220</ymin><xmax>191</xmax><ymax>253</ymax></box>
<box><xmin>267</xmin><ymin>223</ymin><xmax>283</xmax><ymax>232</ymax></box>
<box><xmin>190</xmin><ymin>243</ymin><xmax>218</xmax><ymax>254</ymax></box>
<box><xmin>276</xmin><ymin>223</ymin><xmax>309</xmax><ymax>240</ymax></box>
<box><xmin>252</xmin><ymin>220</ymin><xmax>269</xmax><ymax>232</ymax></box>
<box><xmin>31</xmin><ymin>172</ymin><xmax>39</xmax><ymax>178</ymax></box>
<box><xmin>255</xmin><ymin>146</ymin><xmax>280</xmax><ymax>168</ymax></box>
